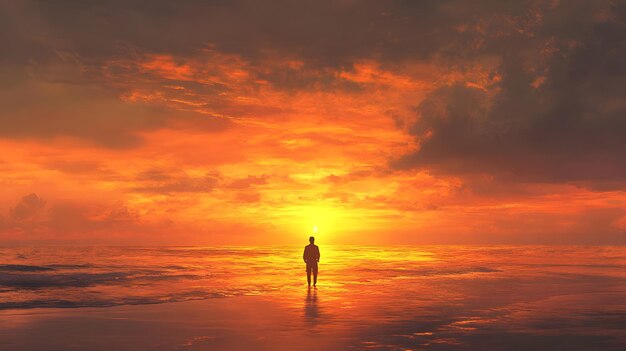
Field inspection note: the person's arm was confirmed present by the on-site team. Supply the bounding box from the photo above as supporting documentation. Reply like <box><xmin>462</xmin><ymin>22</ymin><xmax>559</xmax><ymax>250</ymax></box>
<box><xmin>303</xmin><ymin>247</ymin><xmax>307</xmax><ymax>263</ymax></box>
<box><xmin>316</xmin><ymin>247</ymin><xmax>320</xmax><ymax>262</ymax></box>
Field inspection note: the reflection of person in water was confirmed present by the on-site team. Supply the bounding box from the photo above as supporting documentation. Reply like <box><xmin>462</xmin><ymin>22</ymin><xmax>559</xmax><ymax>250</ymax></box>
<box><xmin>305</xmin><ymin>286</ymin><xmax>319</xmax><ymax>322</ymax></box>
<box><xmin>303</xmin><ymin>236</ymin><xmax>320</xmax><ymax>287</ymax></box>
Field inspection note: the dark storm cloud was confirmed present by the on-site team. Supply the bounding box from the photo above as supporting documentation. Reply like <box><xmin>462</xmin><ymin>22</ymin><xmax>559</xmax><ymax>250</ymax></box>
<box><xmin>2</xmin><ymin>0</ymin><xmax>624</xmax><ymax>174</ymax></box>
<box><xmin>1</xmin><ymin>0</ymin><xmax>523</xmax><ymax>82</ymax></box>
<box><xmin>0</xmin><ymin>0</ymin><xmax>473</xmax><ymax>151</ymax></box>
<box><xmin>0</xmin><ymin>1</ymin><xmax>235</xmax><ymax>148</ymax></box>
<box><xmin>393</xmin><ymin>1</ymin><xmax>626</xmax><ymax>186</ymax></box>
<box><xmin>1</xmin><ymin>0</ymin><xmax>463</xmax><ymax>65</ymax></box>
<box><xmin>0</xmin><ymin>62</ymin><xmax>231</xmax><ymax>148</ymax></box>
<box><xmin>0</xmin><ymin>67</ymin><xmax>162</xmax><ymax>148</ymax></box>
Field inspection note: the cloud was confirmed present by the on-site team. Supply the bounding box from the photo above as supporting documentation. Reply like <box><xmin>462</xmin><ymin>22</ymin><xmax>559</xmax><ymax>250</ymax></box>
<box><xmin>1</xmin><ymin>0</ymin><xmax>572</xmax><ymax>148</ymax></box>
<box><xmin>106</xmin><ymin>207</ymin><xmax>140</xmax><ymax>223</ymax></box>
<box><xmin>132</xmin><ymin>170</ymin><xmax>270</xmax><ymax>195</ymax></box>
<box><xmin>46</xmin><ymin>203</ymin><xmax>101</xmax><ymax>233</ymax></box>
<box><xmin>39</xmin><ymin>159</ymin><xmax>103</xmax><ymax>175</ymax></box>
<box><xmin>0</xmin><ymin>1</ymin><xmax>467</xmax><ymax>66</ymax></box>
<box><xmin>3</xmin><ymin>194</ymin><xmax>150</xmax><ymax>238</ymax></box>
<box><xmin>235</xmin><ymin>191</ymin><xmax>262</xmax><ymax>204</ymax></box>
<box><xmin>0</xmin><ymin>0</ymin><xmax>539</xmax><ymax>97</ymax></box>
<box><xmin>0</xmin><ymin>63</ymin><xmax>231</xmax><ymax>148</ymax></box>
<box><xmin>9</xmin><ymin>193</ymin><xmax>46</xmax><ymax>221</ymax></box>
<box><xmin>227</xmin><ymin>175</ymin><xmax>268</xmax><ymax>189</ymax></box>
<box><xmin>132</xmin><ymin>172</ymin><xmax>221</xmax><ymax>194</ymax></box>
<box><xmin>393</xmin><ymin>1</ymin><xmax>626</xmax><ymax>187</ymax></box>
<box><xmin>1</xmin><ymin>1</ymin><xmax>625</xmax><ymax>245</ymax></box>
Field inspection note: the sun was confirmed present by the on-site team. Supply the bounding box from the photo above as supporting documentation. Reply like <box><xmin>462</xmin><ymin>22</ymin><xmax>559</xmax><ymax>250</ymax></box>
<box><xmin>312</xmin><ymin>225</ymin><xmax>318</xmax><ymax>234</ymax></box>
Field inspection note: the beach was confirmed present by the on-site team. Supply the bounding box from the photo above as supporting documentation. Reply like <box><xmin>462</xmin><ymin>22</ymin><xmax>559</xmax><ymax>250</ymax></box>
<box><xmin>1</xmin><ymin>246</ymin><xmax>625</xmax><ymax>350</ymax></box>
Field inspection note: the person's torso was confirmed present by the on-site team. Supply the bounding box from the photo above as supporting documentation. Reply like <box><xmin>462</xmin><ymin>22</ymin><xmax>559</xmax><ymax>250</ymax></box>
<box><xmin>304</xmin><ymin>244</ymin><xmax>319</xmax><ymax>261</ymax></box>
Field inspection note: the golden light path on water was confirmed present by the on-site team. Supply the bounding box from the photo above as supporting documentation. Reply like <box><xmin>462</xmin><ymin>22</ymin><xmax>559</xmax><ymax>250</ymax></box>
<box><xmin>0</xmin><ymin>246</ymin><xmax>625</xmax><ymax>350</ymax></box>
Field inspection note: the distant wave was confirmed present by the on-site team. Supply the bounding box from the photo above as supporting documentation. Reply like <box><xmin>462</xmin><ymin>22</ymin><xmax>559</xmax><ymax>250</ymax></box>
<box><xmin>0</xmin><ymin>264</ymin><xmax>55</xmax><ymax>272</ymax></box>
<box><xmin>0</xmin><ymin>270</ymin><xmax>202</xmax><ymax>289</ymax></box>
<box><xmin>0</xmin><ymin>291</ymin><xmax>230</xmax><ymax>310</ymax></box>
<box><xmin>0</xmin><ymin>264</ymin><xmax>96</xmax><ymax>272</ymax></box>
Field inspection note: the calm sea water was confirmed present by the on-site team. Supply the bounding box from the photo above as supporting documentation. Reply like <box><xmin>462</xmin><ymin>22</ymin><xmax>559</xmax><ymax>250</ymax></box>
<box><xmin>1</xmin><ymin>246</ymin><xmax>625</xmax><ymax>350</ymax></box>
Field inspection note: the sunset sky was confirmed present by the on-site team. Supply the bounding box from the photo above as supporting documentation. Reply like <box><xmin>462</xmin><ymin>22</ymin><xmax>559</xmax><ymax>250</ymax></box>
<box><xmin>1</xmin><ymin>1</ymin><xmax>625</xmax><ymax>245</ymax></box>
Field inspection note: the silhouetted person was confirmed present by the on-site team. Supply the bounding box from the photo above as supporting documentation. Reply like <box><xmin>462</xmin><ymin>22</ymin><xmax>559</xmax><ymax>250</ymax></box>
<box><xmin>303</xmin><ymin>236</ymin><xmax>320</xmax><ymax>287</ymax></box>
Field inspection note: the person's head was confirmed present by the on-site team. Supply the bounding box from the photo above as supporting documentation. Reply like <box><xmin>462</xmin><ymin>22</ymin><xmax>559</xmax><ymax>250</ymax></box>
<box><xmin>309</xmin><ymin>236</ymin><xmax>315</xmax><ymax>244</ymax></box>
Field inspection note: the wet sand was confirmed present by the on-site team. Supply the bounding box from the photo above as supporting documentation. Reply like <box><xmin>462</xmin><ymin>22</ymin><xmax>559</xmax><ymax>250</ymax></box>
<box><xmin>2</xmin><ymin>288</ymin><xmax>626</xmax><ymax>350</ymax></box>
<box><xmin>1</xmin><ymin>295</ymin><xmax>346</xmax><ymax>350</ymax></box>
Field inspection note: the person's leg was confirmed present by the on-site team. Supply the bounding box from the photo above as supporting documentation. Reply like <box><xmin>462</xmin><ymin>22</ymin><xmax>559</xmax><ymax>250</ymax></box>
<box><xmin>313</xmin><ymin>264</ymin><xmax>318</xmax><ymax>286</ymax></box>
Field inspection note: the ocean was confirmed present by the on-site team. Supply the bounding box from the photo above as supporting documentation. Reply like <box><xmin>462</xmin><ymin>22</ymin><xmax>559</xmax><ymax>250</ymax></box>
<box><xmin>1</xmin><ymin>245</ymin><xmax>625</xmax><ymax>350</ymax></box>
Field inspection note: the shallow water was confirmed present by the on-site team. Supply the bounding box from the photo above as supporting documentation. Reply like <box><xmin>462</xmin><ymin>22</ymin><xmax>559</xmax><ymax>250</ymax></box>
<box><xmin>1</xmin><ymin>246</ymin><xmax>625</xmax><ymax>350</ymax></box>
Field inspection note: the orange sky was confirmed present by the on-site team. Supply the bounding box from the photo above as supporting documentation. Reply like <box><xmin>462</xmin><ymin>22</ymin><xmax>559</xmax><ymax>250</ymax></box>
<box><xmin>1</xmin><ymin>1</ymin><xmax>625</xmax><ymax>245</ymax></box>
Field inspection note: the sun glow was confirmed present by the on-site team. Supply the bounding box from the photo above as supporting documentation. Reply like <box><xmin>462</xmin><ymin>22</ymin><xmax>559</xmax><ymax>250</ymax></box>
<box><xmin>273</xmin><ymin>202</ymin><xmax>373</xmax><ymax>244</ymax></box>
